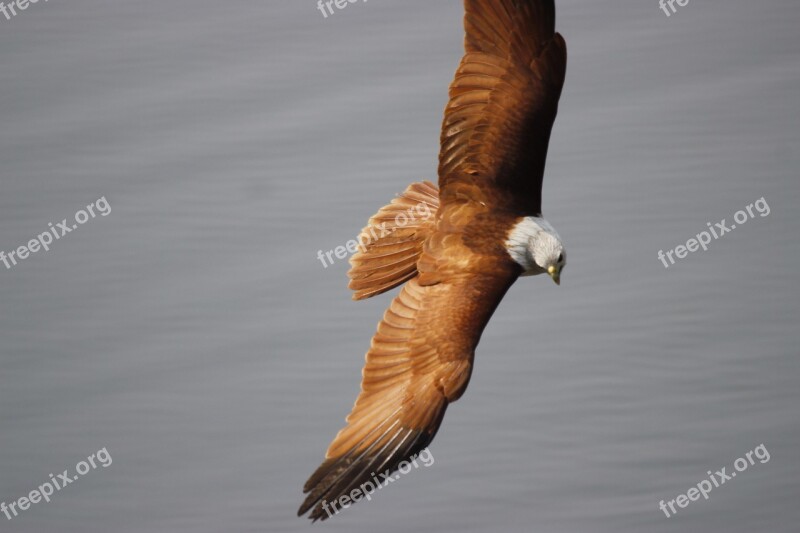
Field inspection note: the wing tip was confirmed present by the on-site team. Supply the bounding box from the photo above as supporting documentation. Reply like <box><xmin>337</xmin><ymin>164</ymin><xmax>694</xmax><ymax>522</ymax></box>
<box><xmin>298</xmin><ymin>426</ymin><xmax>433</xmax><ymax>521</ymax></box>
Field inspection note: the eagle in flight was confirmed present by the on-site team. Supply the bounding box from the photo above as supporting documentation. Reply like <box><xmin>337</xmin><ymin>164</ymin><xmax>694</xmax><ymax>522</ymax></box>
<box><xmin>299</xmin><ymin>0</ymin><xmax>568</xmax><ymax>520</ymax></box>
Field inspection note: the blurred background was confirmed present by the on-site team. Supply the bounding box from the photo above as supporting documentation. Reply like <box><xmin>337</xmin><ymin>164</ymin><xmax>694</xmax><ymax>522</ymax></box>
<box><xmin>0</xmin><ymin>0</ymin><xmax>798</xmax><ymax>531</ymax></box>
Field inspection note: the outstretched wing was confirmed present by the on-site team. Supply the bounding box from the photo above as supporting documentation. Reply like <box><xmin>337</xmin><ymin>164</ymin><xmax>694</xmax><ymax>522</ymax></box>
<box><xmin>439</xmin><ymin>0</ymin><xmax>567</xmax><ymax>215</ymax></box>
<box><xmin>298</xmin><ymin>267</ymin><xmax>517</xmax><ymax>521</ymax></box>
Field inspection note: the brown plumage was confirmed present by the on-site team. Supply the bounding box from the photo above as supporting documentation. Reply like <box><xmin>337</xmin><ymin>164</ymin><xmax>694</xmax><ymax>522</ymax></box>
<box><xmin>299</xmin><ymin>0</ymin><xmax>567</xmax><ymax>521</ymax></box>
<box><xmin>348</xmin><ymin>180</ymin><xmax>439</xmax><ymax>300</ymax></box>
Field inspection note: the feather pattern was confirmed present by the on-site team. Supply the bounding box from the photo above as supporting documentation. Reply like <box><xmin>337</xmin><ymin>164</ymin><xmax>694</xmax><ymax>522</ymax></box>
<box><xmin>300</xmin><ymin>0</ymin><xmax>567</xmax><ymax>520</ymax></box>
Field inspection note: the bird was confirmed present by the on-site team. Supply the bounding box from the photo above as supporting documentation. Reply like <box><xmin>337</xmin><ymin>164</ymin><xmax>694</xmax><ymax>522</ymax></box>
<box><xmin>299</xmin><ymin>0</ymin><xmax>568</xmax><ymax>521</ymax></box>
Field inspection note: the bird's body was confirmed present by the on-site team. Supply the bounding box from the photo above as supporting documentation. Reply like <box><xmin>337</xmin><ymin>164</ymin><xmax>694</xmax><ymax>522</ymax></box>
<box><xmin>299</xmin><ymin>0</ymin><xmax>568</xmax><ymax>520</ymax></box>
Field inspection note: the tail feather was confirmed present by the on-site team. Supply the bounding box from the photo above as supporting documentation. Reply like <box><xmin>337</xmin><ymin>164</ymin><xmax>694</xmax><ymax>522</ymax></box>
<box><xmin>348</xmin><ymin>181</ymin><xmax>439</xmax><ymax>300</ymax></box>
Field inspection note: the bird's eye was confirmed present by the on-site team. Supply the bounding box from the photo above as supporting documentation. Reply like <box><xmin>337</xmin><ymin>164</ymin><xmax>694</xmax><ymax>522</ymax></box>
<box><xmin>557</xmin><ymin>253</ymin><xmax>564</xmax><ymax>263</ymax></box>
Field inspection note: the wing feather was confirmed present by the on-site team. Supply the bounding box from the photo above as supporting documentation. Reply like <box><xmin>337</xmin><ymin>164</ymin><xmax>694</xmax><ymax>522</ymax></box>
<box><xmin>438</xmin><ymin>0</ymin><xmax>567</xmax><ymax>215</ymax></box>
<box><xmin>298</xmin><ymin>267</ymin><xmax>517</xmax><ymax>521</ymax></box>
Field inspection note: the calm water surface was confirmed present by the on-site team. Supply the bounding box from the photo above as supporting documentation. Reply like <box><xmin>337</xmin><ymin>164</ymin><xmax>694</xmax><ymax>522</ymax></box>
<box><xmin>1</xmin><ymin>1</ymin><xmax>798</xmax><ymax>532</ymax></box>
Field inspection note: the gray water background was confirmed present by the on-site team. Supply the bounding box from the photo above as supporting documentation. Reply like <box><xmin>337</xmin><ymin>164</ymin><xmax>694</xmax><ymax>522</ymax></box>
<box><xmin>1</xmin><ymin>1</ymin><xmax>799</xmax><ymax>532</ymax></box>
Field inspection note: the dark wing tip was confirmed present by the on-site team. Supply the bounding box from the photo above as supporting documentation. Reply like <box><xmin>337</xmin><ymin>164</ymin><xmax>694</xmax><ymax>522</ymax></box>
<box><xmin>298</xmin><ymin>426</ymin><xmax>436</xmax><ymax>521</ymax></box>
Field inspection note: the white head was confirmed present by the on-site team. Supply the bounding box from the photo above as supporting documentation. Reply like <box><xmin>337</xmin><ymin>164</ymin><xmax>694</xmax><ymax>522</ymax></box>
<box><xmin>505</xmin><ymin>216</ymin><xmax>566</xmax><ymax>284</ymax></box>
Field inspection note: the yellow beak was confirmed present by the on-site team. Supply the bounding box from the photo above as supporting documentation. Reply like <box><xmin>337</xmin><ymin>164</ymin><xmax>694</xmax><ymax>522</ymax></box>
<box><xmin>547</xmin><ymin>265</ymin><xmax>560</xmax><ymax>285</ymax></box>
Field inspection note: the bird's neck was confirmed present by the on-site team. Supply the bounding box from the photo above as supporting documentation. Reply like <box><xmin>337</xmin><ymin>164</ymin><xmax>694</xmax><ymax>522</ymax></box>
<box><xmin>504</xmin><ymin>216</ymin><xmax>558</xmax><ymax>276</ymax></box>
